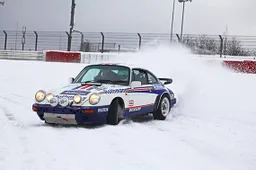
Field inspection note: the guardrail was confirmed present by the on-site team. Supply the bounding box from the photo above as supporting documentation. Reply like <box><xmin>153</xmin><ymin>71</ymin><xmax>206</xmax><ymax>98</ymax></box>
<box><xmin>0</xmin><ymin>50</ymin><xmax>44</xmax><ymax>61</ymax></box>
<box><xmin>0</xmin><ymin>50</ymin><xmax>255</xmax><ymax>74</ymax></box>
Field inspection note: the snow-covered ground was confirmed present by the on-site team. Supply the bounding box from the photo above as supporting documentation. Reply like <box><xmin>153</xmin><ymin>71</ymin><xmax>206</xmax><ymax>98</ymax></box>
<box><xmin>0</xmin><ymin>45</ymin><xmax>256</xmax><ymax>170</ymax></box>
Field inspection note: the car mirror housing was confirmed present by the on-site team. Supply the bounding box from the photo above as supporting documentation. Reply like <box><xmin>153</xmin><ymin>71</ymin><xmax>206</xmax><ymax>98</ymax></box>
<box><xmin>130</xmin><ymin>81</ymin><xmax>141</xmax><ymax>88</ymax></box>
<box><xmin>69</xmin><ymin>77</ymin><xmax>75</xmax><ymax>84</ymax></box>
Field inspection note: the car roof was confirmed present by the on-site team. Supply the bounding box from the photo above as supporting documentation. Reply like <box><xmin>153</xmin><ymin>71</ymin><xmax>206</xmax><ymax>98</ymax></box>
<box><xmin>89</xmin><ymin>62</ymin><xmax>144</xmax><ymax>70</ymax></box>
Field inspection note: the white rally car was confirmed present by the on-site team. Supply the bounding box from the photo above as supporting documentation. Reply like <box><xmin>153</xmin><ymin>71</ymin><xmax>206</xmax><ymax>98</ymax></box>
<box><xmin>32</xmin><ymin>63</ymin><xmax>177</xmax><ymax>125</ymax></box>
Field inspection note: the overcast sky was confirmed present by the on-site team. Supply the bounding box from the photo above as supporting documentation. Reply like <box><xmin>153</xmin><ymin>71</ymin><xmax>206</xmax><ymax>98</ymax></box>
<box><xmin>0</xmin><ymin>0</ymin><xmax>255</xmax><ymax>35</ymax></box>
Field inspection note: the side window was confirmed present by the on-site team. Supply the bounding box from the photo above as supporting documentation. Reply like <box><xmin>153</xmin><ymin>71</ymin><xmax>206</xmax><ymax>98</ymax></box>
<box><xmin>132</xmin><ymin>69</ymin><xmax>147</xmax><ymax>85</ymax></box>
<box><xmin>147</xmin><ymin>72</ymin><xmax>158</xmax><ymax>84</ymax></box>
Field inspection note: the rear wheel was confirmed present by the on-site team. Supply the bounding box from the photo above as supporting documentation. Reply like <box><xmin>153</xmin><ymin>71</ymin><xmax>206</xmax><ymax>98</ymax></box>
<box><xmin>153</xmin><ymin>95</ymin><xmax>171</xmax><ymax>120</ymax></box>
<box><xmin>107</xmin><ymin>99</ymin><xmax>124</xmax><ymax>125</ymax></box>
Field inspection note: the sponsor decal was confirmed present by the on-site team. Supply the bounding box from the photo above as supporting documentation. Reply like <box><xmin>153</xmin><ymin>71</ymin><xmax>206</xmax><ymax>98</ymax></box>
<box><xmin>129</xmin><ymin>100</ymin><xmax>134</xmax><ymax>107</ymax></box>
<box><xmin>61</xmin><ymin>90</ymin><xmax>91</xmax><ymax>95</ymax></box>
<box><xmin>98</xmin><ymin>108</ymin><xmax>108</xmax><ymax>113</ymax></box>
<box><xmin>104</xmin><ymin>89</ymin><xmax>128</xmax><ymax>94</ymax></box>
<box><xmin>127</xmin><ymin>87</ymin><xmax>152</xmax><ymax>93</ymax></box>
<box><xmin>55</xmin><ymin>95</ymin><xmax>86</xmax><ymax>101</ymax></box>
<box><xmin>129</xmin><ymin>107</ymin><xmax>141</xmax><ymax>112</ymax></box>
<box><xmin>153</xmin><ymin>84</ymin><xmax>165</xmax><ymax>90</ymax></box>
<box><xmin>94</xmin><ymin>86</ymin><xmax>108</xmax><ymax>91</ymax></box>
<box><xmin>55</xmin><ymin>95</ymin><xmax>74</xmax><ymax>99</ymax></box>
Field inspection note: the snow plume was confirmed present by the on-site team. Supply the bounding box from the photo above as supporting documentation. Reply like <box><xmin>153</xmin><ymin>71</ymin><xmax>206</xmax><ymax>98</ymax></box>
<box><xmin>0</xmin><ymin>44</ymin><xmax>255</xmax><ymax>170</ymax></box>
<box><xmin>114</xmin><ymin>44</ymin><xmax>256</xmax><ymax>121</ymax></box>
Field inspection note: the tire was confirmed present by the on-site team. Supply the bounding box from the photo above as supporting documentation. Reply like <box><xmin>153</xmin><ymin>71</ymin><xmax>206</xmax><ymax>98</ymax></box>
<box><xmin>153</xmin><ymin>95</ymin><xmax>171</xmax><ymax>120</ymax></box>
<box><xmin>107</xmin><ymin>99</ymin><xmax>123</xmax><ymax>125</ymax></box>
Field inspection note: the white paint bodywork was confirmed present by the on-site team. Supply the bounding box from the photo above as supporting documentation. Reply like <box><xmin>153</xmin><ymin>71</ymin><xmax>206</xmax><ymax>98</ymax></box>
<box><xmin>35</xmin><ymin>63</ymin><xmax>166</xmax><ymax>110</ymax></box>
<box><xmin>36</xmin><ymin>82</ymin><xmax>159</xmax><ymax>110</ymax></box>
<box><xmin>34</xmin><ymin>63</ymin><xmax>173</xmax><ymax>125</ymax></box>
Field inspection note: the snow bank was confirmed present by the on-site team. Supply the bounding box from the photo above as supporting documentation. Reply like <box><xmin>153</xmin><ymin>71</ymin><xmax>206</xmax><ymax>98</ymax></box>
<box><xmin>0</xmin><ymin>44</ymin><xmax>255</xmax><ymax>170</ymax></box>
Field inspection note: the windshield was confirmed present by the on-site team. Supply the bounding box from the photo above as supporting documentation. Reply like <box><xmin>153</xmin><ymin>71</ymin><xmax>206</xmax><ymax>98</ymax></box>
<box><xmin>73</xmin><ymin>65</ymin><xmax>130</xmax><ymax>86</ymax></box>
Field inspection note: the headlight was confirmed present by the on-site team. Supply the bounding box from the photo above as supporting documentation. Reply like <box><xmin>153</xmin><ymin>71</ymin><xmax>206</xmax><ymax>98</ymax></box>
<box><xmin>73</xmin><ymin>94</ymin><xmax>82</xmax><ymax>104</ymax></box>
<box><xmin>89</xmin><ymin>93</ymin><xmax>101</xmax><ymax>105</ymax></box>
<box><xmin>46</xmin><ymin>93</ymin><xmax>54</xmax><ymax>101</ymax></box>
<box><xmin>35</xmin><ymin>90</ymin><xmax>46</xmax><ymax>102</ymax></box>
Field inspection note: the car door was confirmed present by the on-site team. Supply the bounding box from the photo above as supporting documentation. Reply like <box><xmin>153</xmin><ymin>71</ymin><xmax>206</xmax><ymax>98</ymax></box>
<box><xmin>127</xmin><ymin>68</ymin><xmax>156</xmax><ymax>116</ymax></box>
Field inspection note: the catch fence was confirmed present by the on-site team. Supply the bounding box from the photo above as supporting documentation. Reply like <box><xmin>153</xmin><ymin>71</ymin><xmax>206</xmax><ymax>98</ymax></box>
<box><xmin>0</xmin><ymin>30</ymin><xmax>255</xmax><ymax>57</ymax></box>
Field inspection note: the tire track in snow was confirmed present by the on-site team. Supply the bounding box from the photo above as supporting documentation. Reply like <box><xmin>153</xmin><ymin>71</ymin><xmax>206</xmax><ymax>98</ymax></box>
<box><xmin>132</xmin><ymin>114</ymin><xmax>256</xmax><ymax>170</ymax></box>
<box><xmin>0</xmin><ymin>104</ymin><xmax>24</xmax><ymax>128</ymax></box>
<box><xmin>0</xmin><ymin>96</ymin><xmax>25</xmax><ymax>128</ymax></box>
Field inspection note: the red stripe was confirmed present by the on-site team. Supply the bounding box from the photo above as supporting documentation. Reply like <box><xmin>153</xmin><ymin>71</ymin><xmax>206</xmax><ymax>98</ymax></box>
<box><xmin>126</xmin><ymin>103</ymin><xmax>154</xmax><ymax>110</ymax></box>
<box><xmin>79</xmin><ymin>85</ymin><xmax>92</xmax><ymax>90</ymax></box>
<box><xmin>127</xmin><ymin>88</ymin><xmax>152</xmax><ymax>92</ymax></box>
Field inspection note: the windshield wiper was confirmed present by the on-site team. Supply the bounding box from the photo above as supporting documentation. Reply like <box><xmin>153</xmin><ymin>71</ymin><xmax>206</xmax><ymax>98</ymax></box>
<box><xmin>81</xmin><ymin>81</ymin><xmax>102</xmax><ymax>86</ymax></box>
<box><xmin>111</xmin><ymin>80</ymin><xmax>128</xmax><ymax>85</ymax></box>
<box><xmin>95</xmin><ymin>79</ymin><xmax>128</xmax><ymax>85</ymax></box>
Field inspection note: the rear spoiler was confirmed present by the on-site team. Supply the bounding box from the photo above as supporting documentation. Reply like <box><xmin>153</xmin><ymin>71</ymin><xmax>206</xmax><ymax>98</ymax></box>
<box><xmin>159</xmin><ymin>78</ymin><xmax>173</xmax><ymax>85</ymax></box>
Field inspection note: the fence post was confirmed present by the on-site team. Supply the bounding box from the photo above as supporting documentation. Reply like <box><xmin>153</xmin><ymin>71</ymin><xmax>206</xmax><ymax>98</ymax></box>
<box><xmin>176</xmin><ymin>34</ymin><xmax>181</xmax><ymax>42</ymax></box>
<box><xmin>137</xmin><ymin>33</ymin><xmax>142</xmax><ymax>50</ymax></box>
<box><xmin>34</xmin><ymin>31</ymin><xmax>38</xmax><ymax>51</ymax></box>
<box><xmin>21</xmin><ymin>27</ymin><xmax>26</xmax><ymax>51</ymax></box>
<box><xmin>3</xmin><ymin>30</ymin><xmax>7</xmax><ymax>50</ymax></box>
<box><xmin>118</xmin><ymin>45</ymin><xmax>121</xmax><ymax>53</ymax></box>
<box><xmin>219</xmin><ymin>35</ymin><xmax>223</xmax><ymax>58</ymax></box>
<box><xmin>100</xmin><ymin>32</ymin><xmax>105</xmax><ymax>53</ymax></box>
<box><xmin>66</xmin><ymin>31</ymin><xmax>70</xmax><ymax>51</ymax></box>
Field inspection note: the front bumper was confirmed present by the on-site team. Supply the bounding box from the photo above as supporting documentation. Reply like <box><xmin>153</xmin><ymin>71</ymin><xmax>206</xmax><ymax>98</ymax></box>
<box><xmin>32</xmin><ymin>104</ymin><xmax>109</xmax><ymax>125</ymax></box>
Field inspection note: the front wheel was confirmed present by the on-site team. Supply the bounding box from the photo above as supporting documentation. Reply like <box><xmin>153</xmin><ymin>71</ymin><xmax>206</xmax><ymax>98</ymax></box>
<box><xmin>153</xmin><ymin>95</ymin><xmax>171</xmax><ymax>120</ymax></box>
<box><xmin>107</xmin><ymin>99</ymin><xmax>123</xmax><ymax>125</ymax></box>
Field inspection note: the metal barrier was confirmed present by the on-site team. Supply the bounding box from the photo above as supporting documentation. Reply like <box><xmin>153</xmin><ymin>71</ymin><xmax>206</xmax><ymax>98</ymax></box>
<box><xmin>0</xmin><ymin>49</ymin><xmax>255</xmax><ymax>74</ymax></box>
<box><xmin>0</xmin><ymin>50</ymin><xmax>44</xmax><ymax>61</ymax></box>
<box><xmin>1</xmin><ymin>30</ymin><xmax>256</xmax><ymax>58</ymax></box>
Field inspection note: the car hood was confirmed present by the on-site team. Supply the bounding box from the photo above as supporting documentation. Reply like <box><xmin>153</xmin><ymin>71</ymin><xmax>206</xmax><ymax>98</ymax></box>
<box><xmin>50</xmin><ymin>83</ymin><xmax>129</xmax><ymax>97</ymax></box>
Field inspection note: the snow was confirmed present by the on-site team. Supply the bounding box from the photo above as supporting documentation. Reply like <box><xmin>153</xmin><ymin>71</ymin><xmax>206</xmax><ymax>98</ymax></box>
<box><xmin>0</xmin><ymin>44</ymin><xmax>256</xmax><ymax>170</ymax></box>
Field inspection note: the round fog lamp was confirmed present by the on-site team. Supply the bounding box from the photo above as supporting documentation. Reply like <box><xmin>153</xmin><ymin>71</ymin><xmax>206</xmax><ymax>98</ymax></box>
<box><xmin>49</xmin><ymin>97</ymin><xmax>59</xmax><ymax>107</ymax></box>
<box><xmin>59</xmin><ymin>97</ymin><xmax>69</xmax><ymax>107</ymax></box>
<box><xmin>73</xmin><ymin>95</ymin><xmax>82</xmax><ymax>104</ymax></box>
<box><xmin>46</xmin><ymin>93</ymin><xmax>54</xmax><ymax>101</ymax></box>
<box><xmin>35</xmin><ymin>90</ymin><xmax>46</xmax><ymax>102</ymax></box>
<box><xmin>89</xmin><ymin>93</ymin><xmax>101</xmax><ymax>105</ymax></box>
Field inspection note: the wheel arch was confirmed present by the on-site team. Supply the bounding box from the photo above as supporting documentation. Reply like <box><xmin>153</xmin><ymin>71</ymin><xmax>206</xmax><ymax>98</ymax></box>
<box><xmin>154</xmin><ymin>92</ymin><xmax>171</xmax><ymax>111</ymax></box>
<box><xmin>110</xmin><ymin>97</ymin><xmax>125</xmax><ymax>109</ymax></box>
<box><xmin>108</xmin><ymin>96</ymin><xmax>125</xmax><ymax>117</ymax></box>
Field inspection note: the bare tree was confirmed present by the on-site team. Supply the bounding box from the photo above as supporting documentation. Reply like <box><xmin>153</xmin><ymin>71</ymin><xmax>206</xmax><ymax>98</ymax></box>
<box><xmin>226</xmin><ymin>37</ymin><xmax>248</xmax><ymax>56</ymax></box>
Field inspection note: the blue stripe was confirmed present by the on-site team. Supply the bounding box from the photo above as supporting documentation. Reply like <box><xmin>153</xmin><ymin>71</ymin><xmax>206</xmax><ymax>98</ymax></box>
<box><xmin>33</xmin><ymin>104</ymin><xmax>110</xmax><ymax>124</ymax></box>
<box><xmin>71</xmin><ymin>85</ymin><xmax>83</xmax><ymax>90</ymax></box>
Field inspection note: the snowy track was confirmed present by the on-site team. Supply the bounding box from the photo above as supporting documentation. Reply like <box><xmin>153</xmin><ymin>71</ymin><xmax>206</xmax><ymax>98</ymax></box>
<box><xmin>0</xmin><ymin>46</ymin><xmax>256</xmax><ymax>170</ymax></box>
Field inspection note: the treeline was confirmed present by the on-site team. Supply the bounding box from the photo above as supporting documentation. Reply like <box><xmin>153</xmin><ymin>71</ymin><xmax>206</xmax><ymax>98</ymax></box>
<box><xmin>181</xmin><ymin>35</ymin><xmax>256</xmax><ymax>56</ymax></box>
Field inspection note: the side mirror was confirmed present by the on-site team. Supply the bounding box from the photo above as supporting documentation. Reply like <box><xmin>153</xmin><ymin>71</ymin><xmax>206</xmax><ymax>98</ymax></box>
<box><xmin>130</xmin><ymin>81</ymin><xmax>141</xmax><ymax>88</ymax></box>
<box><xmin>68</xmin><ymin>77</ymin><xmax>75</xmax><ymax>84</ymax></box>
